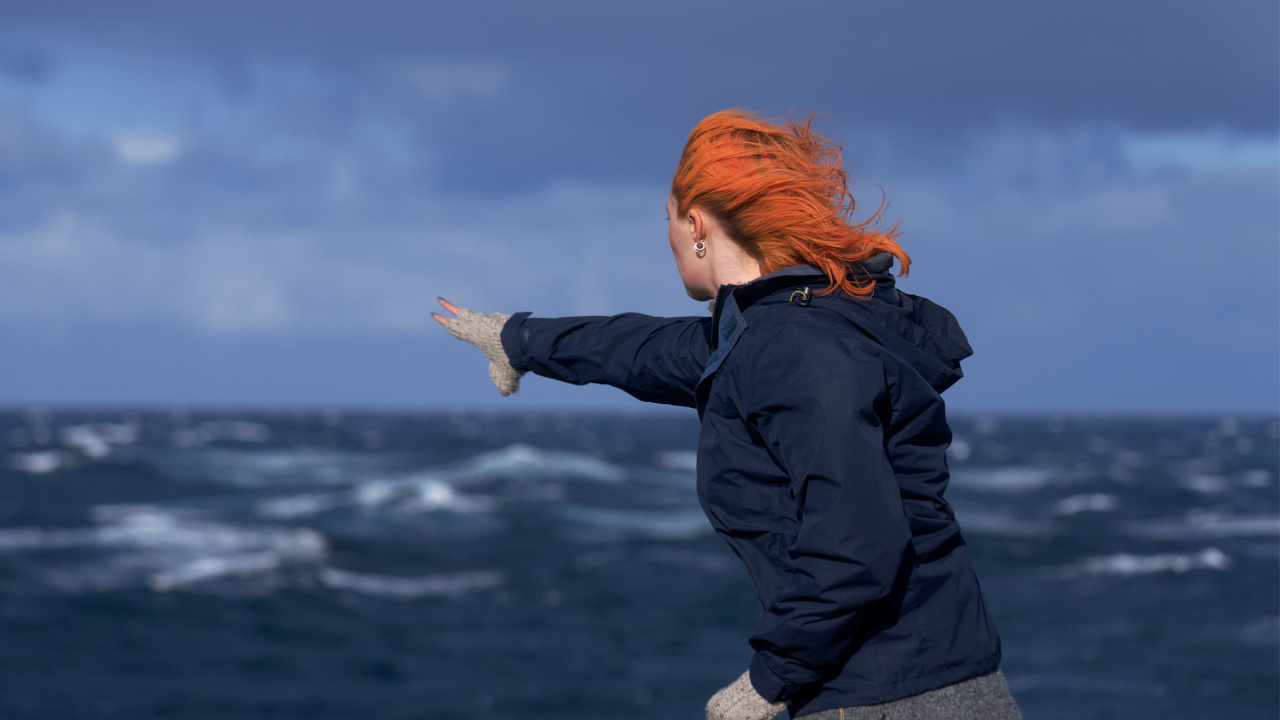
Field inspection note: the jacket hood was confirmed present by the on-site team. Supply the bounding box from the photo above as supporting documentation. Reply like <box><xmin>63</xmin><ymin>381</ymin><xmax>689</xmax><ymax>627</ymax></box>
<box><xmin>716</xmin><ymin>252</ymin><xmax>974</xmax><ymax>393</ymax></box>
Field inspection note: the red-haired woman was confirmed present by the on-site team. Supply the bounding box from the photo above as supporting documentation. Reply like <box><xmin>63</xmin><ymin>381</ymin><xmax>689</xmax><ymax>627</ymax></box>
<box><xmin>434</xmin><ymin>110</ymin><xmax>1022</xmax><ymax>720</ymax></box>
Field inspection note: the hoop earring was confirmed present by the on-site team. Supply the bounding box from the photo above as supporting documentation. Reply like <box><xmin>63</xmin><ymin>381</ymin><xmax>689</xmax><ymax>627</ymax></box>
<box><xmin>693</xmin><ymin>239</ymin><xmax>706</xmax><ymax>256</ymax></box>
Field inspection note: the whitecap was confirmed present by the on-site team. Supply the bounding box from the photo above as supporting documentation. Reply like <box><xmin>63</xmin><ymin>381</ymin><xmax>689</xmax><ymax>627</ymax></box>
<box><xmin>59</xmin><ymin>426</ymin><xmax>112</xmax><ymax>459</ymax></box>
<box><xmin>256</xmin><ymin>492</ymin><xmax>345</xmax><ymax>519</ymax></box>
<box><xmin>318</xmin><ymin>567</ymin><xmax>503</xmax><ymax>599</ymax></box>
<box><xmin>1181</xmin><ymin>474</ymin><xmax>1229</xmax><ymax>493</ymax></box>
<box><xmin>954</xmin><ymin>509</ymin><xmax>1055</xmax><ymax>538</ymax></box>
<box><xmin>946</xmin><ymin>438</ymin><xmax>971</xmax><ymax>462</ymax></box>
<box><xmin>4</xmin><ymin>451</ymin><xmax>66</xmax><ymax>474</ymax></box>
<box><xmin>0</xmin><ymin>504</ymin><xmax>328</xmax><ymax>592</ymax></box>
<box><xmin>556</xmin><ymin>504</ymin><xmax>712</xmax><ymax>540</ymax></box>
<box><xmin>653</xmin><ymin>450</ymin><xmax>697</xmax><ymax>472</ymax></box>
<box><xmin>254</xmin><ymin>476</ymin><xmax>493</xmax><ymax>519</ymax></box>
<box><xmin>170</xmin><ymin>420</ymin><xmax>271</xmax><ymax>447</ymax></box>
<box><xmin>354</xmin><ymin>479</ymin><xmax>399</xmax><ymax>506</ymax></box>
<box><xmin>53</xmin><ymin>423</ymin><xmax>141</xmax><ymax>461</ymax></box>
<box><xmin>1054</xmin><ymin>493</ymin><xmax>1120</xmax><ymax>516</ymax></box>
<box><xmin>453</xmin><ymin>444</ymin><xmax>626</xmax><ymax>484</ymax></box>
<box><xmin>1122</xmin><ymin>512</ymin><xmax>1280</xmax><ymax>539</ymax></box>
<box><xmin>354</xmin><ymin>475</ymin><xmax>494</xmax><ymax>513</ymax></box>
<box><xmin>950</xmin><ymin>467</ymin><xmax>1054</xmax><ymax>492</ymax></box>
<box><xmin>149</xmin><ymin>551</ymin><xmax>296</xmax><ymax>592</ymax></box>
<box><xmin>144</xmin><ymin>448</ymin><xmax>378</xmax><ymax>487</ymax></box>
<box><xmin>1073</xmin><ymin>547</ymin><xmax>1231</xmax><ymax>577</ymax></box>
<box><xmin>395</xmin><ymin>479</ymin><xmax>494</xmax><ymax>514</ymax></box>
<box><xmin>0</xmin><ymin>526</ymin><xmax>89</xmax><ymax>550</ymax></box>
<box><xmin>1239</xmin><ymin>469</ymin><xmax>1272</xmax><ymax>487</ymax></box>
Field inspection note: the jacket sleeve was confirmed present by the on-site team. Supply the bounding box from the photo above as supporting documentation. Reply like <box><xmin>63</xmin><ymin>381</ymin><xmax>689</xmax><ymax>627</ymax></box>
<box><xmin>500</xmin><ymin>311</ymin><xmax>713</xmax><ymax>408</ymax></box>
<box><xmin>737</xmin><ymin>318</ymin><xmax>912</xmax><ymax>702</ymax></box>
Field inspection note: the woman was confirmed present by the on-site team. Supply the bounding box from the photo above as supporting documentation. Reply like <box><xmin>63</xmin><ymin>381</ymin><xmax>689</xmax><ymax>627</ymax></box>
<box><xmin>433</xmin><ymin>110</ymin><xmax>1022</xmax><ymax>720</ymax></box>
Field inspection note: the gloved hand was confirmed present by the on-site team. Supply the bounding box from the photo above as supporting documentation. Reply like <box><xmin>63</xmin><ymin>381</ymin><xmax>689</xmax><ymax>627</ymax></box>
<box><xmin>706</xmin><ymin>671</ymin><xmax>786</xmax><ymax>720</ymax></box>
<box><xmin>432</xmin><ymin>298</ymin><xmax>526</xmax><ymax>396</ymax></box>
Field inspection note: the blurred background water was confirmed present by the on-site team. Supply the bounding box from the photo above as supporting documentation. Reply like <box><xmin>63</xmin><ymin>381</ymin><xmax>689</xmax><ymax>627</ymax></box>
<box><xmin>0</xmin><ymin>408</ymin><xmax>1274</xmax><ymax>719</ymax></box>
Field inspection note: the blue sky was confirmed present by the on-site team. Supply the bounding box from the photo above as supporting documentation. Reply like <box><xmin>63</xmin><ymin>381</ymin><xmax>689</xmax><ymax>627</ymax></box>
<box><xmin>0</xmin><ymin>1</ymin><xmax>1276</xmax><ymax>413</ymax></box>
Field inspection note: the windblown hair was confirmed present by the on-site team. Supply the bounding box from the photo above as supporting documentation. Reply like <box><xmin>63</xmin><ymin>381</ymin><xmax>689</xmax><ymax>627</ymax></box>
<box><xmin>670</xmin><ymin>109</ymin><xmax>909</xmax><ymax>296</ymax></box>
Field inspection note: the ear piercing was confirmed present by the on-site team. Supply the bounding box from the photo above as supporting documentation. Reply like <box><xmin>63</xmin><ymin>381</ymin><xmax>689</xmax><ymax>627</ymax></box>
<box><xmin>694</xmin><ymin>239</ymin><xmax>706</xmax><ymax>256</ymax></box>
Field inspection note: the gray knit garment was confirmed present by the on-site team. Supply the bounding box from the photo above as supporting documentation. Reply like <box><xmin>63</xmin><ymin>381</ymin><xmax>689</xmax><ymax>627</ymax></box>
<box><xmin>706</xmin><ymin>671</ymin><xmax>786</xmax><ymax>720</ymax></box>
<box><xmin>444</xmin><ymin>307</ymin><xmax>526</xmax><ymax>396</ymax></box>
<box><xmin>799</xmin><ymin>670</ymin><xmax>1023</xmax><ymax>720</ymax></box>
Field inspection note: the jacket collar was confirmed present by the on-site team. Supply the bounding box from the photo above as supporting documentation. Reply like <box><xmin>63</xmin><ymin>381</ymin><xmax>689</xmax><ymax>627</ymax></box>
<box><xmin>698</xmin><ymin>251</ymin><xmax>972</xmax><ymax>397</ymax></box>
<box><xmin>698</xmin><ymin>253</ymin><xmax>898</xmax><ymax>391</ymax></box>
<box><xmin>709</xmin><ymin>252</ymin><xmax>898</xmax><ymax>327</ymax></box>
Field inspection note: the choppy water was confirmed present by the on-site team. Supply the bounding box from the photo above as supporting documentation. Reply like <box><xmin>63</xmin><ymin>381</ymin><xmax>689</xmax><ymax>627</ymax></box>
<box><xmin>0</xmin><ymin>409</ymin><xmax>1275</xmax><ymax>719</ymax></box>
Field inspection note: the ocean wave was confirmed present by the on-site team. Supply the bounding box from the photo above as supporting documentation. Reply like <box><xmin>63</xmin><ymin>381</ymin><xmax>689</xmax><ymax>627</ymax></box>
<box><xmin>0</xmin><ymin>504</ymin><xmax>327</xmax><ymax>592</ymax></box>
<box><xmin>3</xmin><ymin>450</ymin><xmax>70</xmax><ymax>474</ymax></box>
<box><xmin>170</xmin><ymin>420</ymin><xmax>271</xmax><ymax>447</ymax></box>
<box><xmin>954</xmin><ymin>509</ymin><xmax>1055</xmax><ymax>538</ymax></box>
<box><xmin>1179</xmin><ymin>469</ymin><xmax>1273</xmax><ymax>493</ymax></box>
<box><xmin>950</xmin><ymin>467</ymin><xmax>1055</xmax><ymax>492</ymax></box>
<box><xmin>1236</xmin><ymin>615</ymin><xmax>1279</xmax><ymax>647</ymax></box>
<box><xmin>149</xmin><ymin>551</ymin><xmax>305</xmax><ymax>592</ymax></box>
<box><xmin>555</xmin><ymin>504</ymin><xmax>712</xmax><ymax>540</ymax></box>
<box><xmin>143</xmin><ymin>444</ymin><xmax>632</xmax><ymax>497</ymax></box>
<box><xmin>653</xmin><ymin>450</ymin><xmax>697</xmax><ymax>472</ymax></box>
<box><xmin>449</xmin><ymin>444</ymin><xmax>626</xmax><ymax>484</ymax></box>
<box><xmin>1121</xmin><ymin>512</ymin><xmax>1280</xmax><ymax>540</ymax></box>
<box><xmin>255</xmin><ymin>477</ymin><xmax>493</xmax><ymax>519</ymax></box>
<box><xmin>1070</xmin><ymin>547</ymin><xmax>1231</xmax><ymax>577</ymax></box>
<box><xmin>60</xmin><ymin>422</ymin><xmax>139</xmax><ymax>459</ymax></box>
<box><xmin>143</xmin><ymin>447</ymin><xmax>382</xmax><ymax>487</ymax></box>
<box><xmin>318</xmin><ymin>567</ymin><xmax>503</xmax><ymax>599</ymax></box>
<box><xmin>255</xmin><ymin>492</ymin><xmax>346</xmax><ymax>519</ymax></box>
<box><xmin>1180</xmin><ymin>474</ymin><xmax>1230</xmax><ymax>493</ymax></box>
<box><xmin>1054</xmin><ymin>493</ymin><xmax>1120</xmax><ymax>516</ymax></box>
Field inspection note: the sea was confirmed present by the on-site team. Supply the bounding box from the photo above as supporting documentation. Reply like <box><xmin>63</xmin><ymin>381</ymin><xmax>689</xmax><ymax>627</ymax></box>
<box><xmin>0</xmin><ymin>408</ymin><xmax>1275</xmax><ymax>720</ymax></box>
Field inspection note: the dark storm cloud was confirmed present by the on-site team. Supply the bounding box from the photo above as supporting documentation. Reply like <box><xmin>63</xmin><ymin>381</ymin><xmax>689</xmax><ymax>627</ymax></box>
<box><xmin>4</xmin><ymin>0</ymin><xmax>1273</xmax><ymax>194</ymax></box>
<box><xmin>4</xmin><ymin>0</ymin><xmax>1276</xmax><ymax>131</ymax></box>
<box><xmin>0</xmin><ymin>45</ymin><xmax>53</xmax><ymax>83</ymax></box>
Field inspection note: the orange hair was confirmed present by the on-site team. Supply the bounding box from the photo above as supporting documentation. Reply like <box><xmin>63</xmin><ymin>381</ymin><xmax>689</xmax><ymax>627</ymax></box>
<box><xmin>670</xmin><ymin>109</ymin><xmax>909</xmax><ymax>297</ymax></box>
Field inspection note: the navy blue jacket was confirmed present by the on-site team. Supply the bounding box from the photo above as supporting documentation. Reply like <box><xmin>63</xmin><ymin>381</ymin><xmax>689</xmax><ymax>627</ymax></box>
<box><xmin>500</xmin><ymin>254</ymin><xmax>1001</xmax><ymax>716</ymax></box>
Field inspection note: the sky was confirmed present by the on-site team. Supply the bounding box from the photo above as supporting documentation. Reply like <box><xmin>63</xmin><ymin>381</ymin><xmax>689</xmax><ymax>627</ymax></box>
<box><xmin>0</xmin><ymin>0</ymin><xmax>1276</xmax><ymax>413</ymax></box>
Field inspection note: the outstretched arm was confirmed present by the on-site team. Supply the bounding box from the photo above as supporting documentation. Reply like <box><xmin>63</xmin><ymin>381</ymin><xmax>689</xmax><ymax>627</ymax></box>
<box><xmin>435</xmin><ymin>298</ymin><xmax>712</xmax><ymax>407</ymax></box>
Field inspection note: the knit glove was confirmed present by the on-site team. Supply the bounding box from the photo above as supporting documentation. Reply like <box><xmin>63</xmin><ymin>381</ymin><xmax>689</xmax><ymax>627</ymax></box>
<box><xmin>706</xmin><ymin>671</ymin><xmax>786</xmax><ymax>720</ymax></box>
<box><xmin>432</xmin><ymin>298</ymin><xmax>526</xmax><ymax>396</ymax></box>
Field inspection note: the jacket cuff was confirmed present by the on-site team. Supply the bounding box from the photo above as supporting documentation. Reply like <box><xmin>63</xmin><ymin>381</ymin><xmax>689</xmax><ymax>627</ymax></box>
<box><xmin>500</xmin><ymin>311</ymin><xmax>533</xmax><ymax>371</ymax></box>
<box><xmin>749</xmin><ymin>652</ymin><xmax>792</xmax><ymax>704</ymax></box>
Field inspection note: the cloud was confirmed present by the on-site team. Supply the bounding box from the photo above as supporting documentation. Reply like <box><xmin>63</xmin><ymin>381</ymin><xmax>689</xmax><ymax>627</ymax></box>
<box><xmin>1</xmin><ymin>108</ymin><xmax>1270</xmax><ymax>352</ymax></box>
<box><xmin>405</xmin><ymin>61</ymin><xmax>509</xmax><ymax>102</ymax></box>
<box><xmin>112</xmin><ymin>131</ymin><xmax>183</xmax><ymax>165</ymax></box>
<box><xmin>0</xmin><ymin>181</ymin><xmax>679</xmax><ymax>335</ymax></box>
<box><xmin>2</xmin><ymin>0</ymin><xmax>1274</xmax><ymax>134</ymax></box>
<box><xmin>0</xmin><ymin>5</ymin><xmax>1272</xmax><ymax>410</ymax></box>
<box><xmin>1121</xmin><ymin>131</ymin><xmax>1280</xmax><ymax>174</ymax></box>
<box><xmin>0</xmin><ymin>44</ymin><xmax>52</xmax><ymax>83</ymax></box>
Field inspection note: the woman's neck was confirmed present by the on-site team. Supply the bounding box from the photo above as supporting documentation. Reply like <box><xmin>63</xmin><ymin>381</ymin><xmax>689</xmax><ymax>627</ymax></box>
<box><xmin>705</xmin><ymin>227</ymin><xmax>763</xmax><ymax>290</ymax></box>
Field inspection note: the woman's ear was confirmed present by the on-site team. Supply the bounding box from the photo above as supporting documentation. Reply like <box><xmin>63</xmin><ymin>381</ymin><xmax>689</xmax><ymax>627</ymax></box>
<box><xmin>688</xmin><ymin>207</ymin><xmax>706</xmax><ymax>243</ymax></box>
